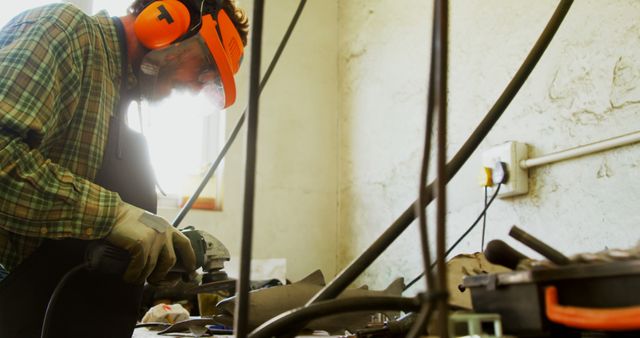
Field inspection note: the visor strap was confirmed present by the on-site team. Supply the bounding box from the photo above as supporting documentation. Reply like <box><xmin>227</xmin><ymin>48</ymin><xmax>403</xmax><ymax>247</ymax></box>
<box><xmin>114</xmin><ymin>17</ymin><xmax>129</xmax><ymax>117</ymax></box>
<box><xmin>113</xmin><ymin>17</ymin><xmax>130</xmax><ymax>159</ymax></box>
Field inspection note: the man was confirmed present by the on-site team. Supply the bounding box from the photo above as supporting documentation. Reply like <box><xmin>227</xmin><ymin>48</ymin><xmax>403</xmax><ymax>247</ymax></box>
<box><xmin>0</xmin><ymin>0</ymin><xmax>248</xmax><ymax>337</ymax></box>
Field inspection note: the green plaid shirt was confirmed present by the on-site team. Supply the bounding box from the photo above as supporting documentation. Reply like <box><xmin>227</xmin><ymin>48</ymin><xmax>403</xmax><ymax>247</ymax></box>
<box><xmin>0</xmin><ymin>4</ymin><xmax>127</xmax><ymax>272</ymax></box>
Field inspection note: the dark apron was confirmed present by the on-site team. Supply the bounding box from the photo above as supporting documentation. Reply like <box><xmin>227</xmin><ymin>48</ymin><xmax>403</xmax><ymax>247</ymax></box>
<box><xmin>0</xmin><ymin>18</ymin><xmax>158</xmax><ymax>338</ymax></box>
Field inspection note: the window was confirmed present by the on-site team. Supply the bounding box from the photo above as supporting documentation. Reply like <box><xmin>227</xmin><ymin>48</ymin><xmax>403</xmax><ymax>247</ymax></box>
<box><xmin>127</xmin><ymin>95</ymin><xmax>225</xmax><ymax>210</ymax></box>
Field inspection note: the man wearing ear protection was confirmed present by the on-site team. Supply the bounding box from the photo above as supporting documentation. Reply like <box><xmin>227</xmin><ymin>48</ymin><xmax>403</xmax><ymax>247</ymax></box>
<box><xmin>0</xmin><ymin>1</ymin><xmax>248</xmax><ymax>337</ymax></box>
<box><xmin>131</xmin><ymin>0</ymin><xmax>247</xmax><ymax>107</ymax></box>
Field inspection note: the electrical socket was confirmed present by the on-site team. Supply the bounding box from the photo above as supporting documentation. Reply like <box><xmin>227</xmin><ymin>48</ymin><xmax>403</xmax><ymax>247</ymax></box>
<box><xmin>482</xmin><ymin>141</ymin><xmax>529</xmax><ymax>198</ymax></box>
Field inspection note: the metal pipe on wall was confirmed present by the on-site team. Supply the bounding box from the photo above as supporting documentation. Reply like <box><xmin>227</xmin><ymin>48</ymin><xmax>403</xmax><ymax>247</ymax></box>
<box><xmin>520</xmin><ymin>130</ymin><xmax>640</xmax><ymax>169</ymax></box>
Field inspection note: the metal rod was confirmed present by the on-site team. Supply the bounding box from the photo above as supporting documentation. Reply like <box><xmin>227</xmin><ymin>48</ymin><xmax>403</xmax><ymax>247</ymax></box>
<box><xmin>415</xmin><ymin>0</ymin><xmax>439</xmax><ymax>296</ymax></box>
<box><xmin>520</xmin><ymin>130</ymin><xmax>640</xmax><ymax>169</ymax></box>
<box><xmin>434</xmin><ymin>0</ymin><xmax>449</xmax><ymax>335</ymax></box>
<box><xmin>234</xmin><ymin>0</ymin><xmax>265</xmax><ymax>337</ymax></box>
<box><xmin>509</xmin><ymin>225</ymin><xmax>570</xmax><ymax>265</ymax></box>
<box><xmin>172</xmin><ymin>0</ymin><xmax>308</xmax><ymax>227</ymax></box>
<box><xmin>304</xmin><ymin>0</ymin><xmax>573</xmax><ymax>306</ymax></box>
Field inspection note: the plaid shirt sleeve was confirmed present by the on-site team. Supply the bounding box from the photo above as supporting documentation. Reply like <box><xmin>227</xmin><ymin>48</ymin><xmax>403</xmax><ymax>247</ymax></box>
<box><xmin>0</xmin><ymin>9</ymin><xmax>120</xmax><ymax>242</ymax></box>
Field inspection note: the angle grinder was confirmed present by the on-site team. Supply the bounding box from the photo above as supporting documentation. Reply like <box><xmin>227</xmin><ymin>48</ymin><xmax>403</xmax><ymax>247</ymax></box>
<box><xmin>85</xmin><ymin>227</ymin><xmax>230</xmax><ymax>282</ymax></box>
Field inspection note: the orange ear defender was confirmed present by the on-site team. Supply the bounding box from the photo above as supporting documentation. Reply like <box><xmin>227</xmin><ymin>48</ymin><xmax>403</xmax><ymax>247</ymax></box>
<box><xmin>134</xmin><ymin>0</ymin><xmax>192</xmax><ymax>50</ymax></box>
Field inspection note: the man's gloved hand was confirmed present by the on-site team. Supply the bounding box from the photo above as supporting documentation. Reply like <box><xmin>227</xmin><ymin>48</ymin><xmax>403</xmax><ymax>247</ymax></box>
<box><xmin>106</xmin><ymin>202</ymin><xmax>196</xmax><ymax>285</ymax></box>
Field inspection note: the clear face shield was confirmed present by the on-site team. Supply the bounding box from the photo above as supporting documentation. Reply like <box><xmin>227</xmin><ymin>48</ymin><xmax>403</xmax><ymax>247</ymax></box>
<box><xmin>139</xmin><ymin>34</ymin><xmax>227</xmax><ymax>110</ymax></box>
<box><xmin>137</xmin><ymin>5</ymin><xmax>244</xmax><ymax>110</ymax></box>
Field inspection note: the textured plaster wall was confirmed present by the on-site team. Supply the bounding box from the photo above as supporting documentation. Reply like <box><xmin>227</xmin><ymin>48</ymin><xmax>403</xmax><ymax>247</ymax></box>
<box><xmin>338</xmin><ymin>0</ymin><xmax>640</xmax><ymax>292</ymax></box>
<box><xmin>158</xmin><ymin>0</ymin><xmax>339</xmax><ymax>282</ymax></box>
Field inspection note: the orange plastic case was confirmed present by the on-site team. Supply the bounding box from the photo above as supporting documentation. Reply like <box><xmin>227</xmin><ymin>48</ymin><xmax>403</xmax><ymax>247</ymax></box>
<box><xmin>545</xmin><ymin>286</ymin><xmax>640</xmax><ymax>331</ymax></box>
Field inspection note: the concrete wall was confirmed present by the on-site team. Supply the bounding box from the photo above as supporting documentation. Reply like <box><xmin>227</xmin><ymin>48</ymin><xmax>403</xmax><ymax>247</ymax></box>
<box><xmin>158</xmin><ymin>0</ymin><xmax>339</xmax><ymax>282</ymax></box>
<box><xmin>338</xmin><ymin>0</ymin><xmax>640</xmax><ymax>292</ymax></box>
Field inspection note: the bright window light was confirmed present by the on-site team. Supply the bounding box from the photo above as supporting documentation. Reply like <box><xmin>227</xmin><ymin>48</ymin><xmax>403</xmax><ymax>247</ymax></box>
<box><xmin>128</xmin><ymin>92</ymin><xmax>225</xmax><ymax>206</ymax></box>
<box><xmin>0</xmin><ymin>1</ymin><xmax>61</xmax><ymax>27</ymax></box>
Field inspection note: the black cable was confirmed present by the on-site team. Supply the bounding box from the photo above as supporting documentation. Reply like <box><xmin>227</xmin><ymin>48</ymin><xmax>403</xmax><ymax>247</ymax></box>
<box><xmin>41</xmin><ymin>263</ymin><xmax>87</xmax><ymax>338</ymax></box>
<box><xmin>249</xmin><ymin>296</ymin><xmax>423</xmax><ymax>338</ymax></box>
<box><xmin>300</xmin><ymin>0</ymin><xmax>573</xmax><ymax>308</ymax></box>
<box><xmin>481</xmin><ymin>186</ymin><xmax>488</xmax><ymax>251</ymax></box>
<box><xmin>234</xmin><ymin>0</ymin><xmax>265</xmax><ymax>337</ymax></box>
<box><xmin>404</xmin><ymin>184</ymin><xmax>502</xmax><ymax>292</ymax></box>
<box><xmin>172</xmin><ymin>0</ymin><xmax>308</xmax><ymax>227</ymax></box>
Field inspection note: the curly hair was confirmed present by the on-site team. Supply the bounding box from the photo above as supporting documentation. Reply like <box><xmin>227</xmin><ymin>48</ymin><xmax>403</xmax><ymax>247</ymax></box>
<box><xmin>128</xmin><ymin>0</ymin><xmax>249</xmax><ymax>46</ymax></box>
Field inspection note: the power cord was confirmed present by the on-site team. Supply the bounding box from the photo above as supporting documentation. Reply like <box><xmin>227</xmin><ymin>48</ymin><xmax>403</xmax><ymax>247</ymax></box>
<box><xmin>39</xmin><ymin>241</ymin><xmax>131</xmax><ymax>338</ymax></box>
<box><xmin>40</xmin><ymin>263</ymin><xmax>88</xmax><ymax>338</ymax></box>
<box><xmin>481</xmin><ymin>185</ymin><xmax>488</xmax><ymax>251</ymax></box>
<box><xmin>404</xmin><ymin>184</ymin><xmax>502</xmax><ymax>292</ymax></box>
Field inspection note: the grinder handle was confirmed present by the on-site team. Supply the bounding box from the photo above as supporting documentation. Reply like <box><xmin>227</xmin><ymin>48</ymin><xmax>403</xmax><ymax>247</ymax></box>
<box><xmin>85</xmin><ymin>228</ymin><xmax>206</xmax><ymax>278</ymax></box>
<box><xmin>545</xmin><ymin>286</ymin><xmax>640</xmax><ymax>330</ymax></box>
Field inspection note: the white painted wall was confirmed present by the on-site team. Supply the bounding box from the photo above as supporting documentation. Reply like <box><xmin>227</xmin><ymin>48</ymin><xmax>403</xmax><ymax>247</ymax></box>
<box><xmin>158</xmin><ymin>0</ymin><xmax>339</xmax><ymax>282</ymax></box>
<box><xmin>338</xmin><ymin>0</ymin><xmax>640</xmax><ymax>293</ymax></box>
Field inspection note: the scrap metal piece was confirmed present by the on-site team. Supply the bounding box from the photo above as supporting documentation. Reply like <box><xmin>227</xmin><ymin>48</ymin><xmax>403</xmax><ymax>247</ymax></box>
<box><xmin>215</xmin><ymin>270</ymin><xmax>404</xmax><ymax>334</ymax></box>
<box><xmin>157</xmin><ymin>317</ymin><xmax>217</xmax><ymax>336</ymax></box>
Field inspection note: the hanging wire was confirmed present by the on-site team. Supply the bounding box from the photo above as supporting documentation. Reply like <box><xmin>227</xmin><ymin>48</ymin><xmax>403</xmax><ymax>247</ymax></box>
<box><xmin>404</xmin><ymin>184</ymin><xmax>501</xmax><ymax>292</ymax></box>
<box><xmin>481</xmin><ymin>186</ymin><xmax>488</xmax><ymax>251</ymax></box>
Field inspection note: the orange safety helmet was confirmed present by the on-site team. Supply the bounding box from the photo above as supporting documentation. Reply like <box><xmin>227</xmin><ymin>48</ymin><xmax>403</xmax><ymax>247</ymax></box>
<box><xmin>134</xmin><ymin>0</ymin><xmax>244</xmax><ymax>108</ymax></box>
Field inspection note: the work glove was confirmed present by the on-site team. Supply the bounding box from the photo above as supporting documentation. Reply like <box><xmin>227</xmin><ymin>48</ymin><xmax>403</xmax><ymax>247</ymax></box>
<box><xmin>106</xmin><ymin>202</ymin><xmax>196</xmax><ymax>285</ymax></box>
